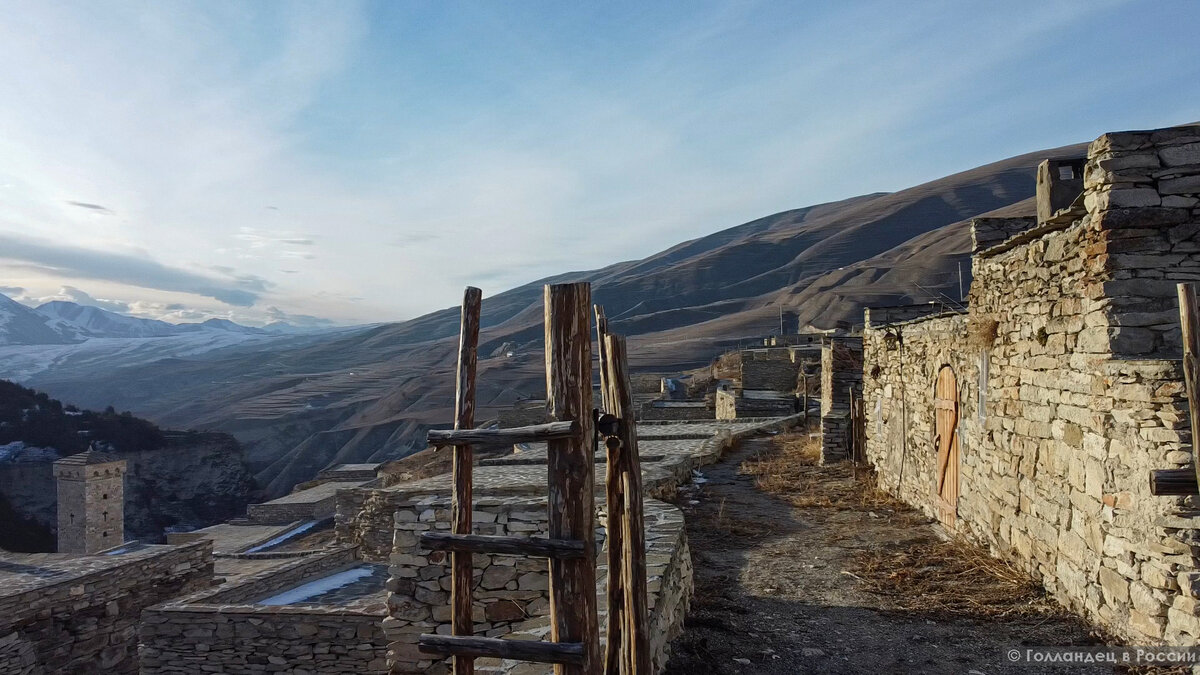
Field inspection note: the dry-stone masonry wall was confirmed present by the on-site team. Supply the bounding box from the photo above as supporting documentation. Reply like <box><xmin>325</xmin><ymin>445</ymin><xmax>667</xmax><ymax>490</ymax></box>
<box><xmin>740</xmin><ymin>348</ymin><xmax>802</xmax><ymax>391</ymax></box>
<box><xmin>0</xmin><ymin>541</ymin><xmax>212</xmax><ymax>675</ymax></box>
<box><xmin>140</xmin><ymin>546</ymin><xmax>389</xmax><ymax>674</ymax></box>
<box><xmin>863</xmin><ymin>124</ymin><xmax>1200</xmax><ymax>645</ymax></box>
<box><xmin>821</xmin><ymin>337</ymin><xmax>864</xmax><ymax>463</ymax></box>
<box><xmin>384</xmin><ymin>496</ymin><xmax>692</xmax><ymax>675</ymax></box>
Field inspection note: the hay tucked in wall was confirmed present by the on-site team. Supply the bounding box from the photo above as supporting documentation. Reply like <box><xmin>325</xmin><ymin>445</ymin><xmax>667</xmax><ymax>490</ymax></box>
<box><xmin>967</xmin><ymin>317</ymin><xmax>999</xmax><ymax>350</ymax></box>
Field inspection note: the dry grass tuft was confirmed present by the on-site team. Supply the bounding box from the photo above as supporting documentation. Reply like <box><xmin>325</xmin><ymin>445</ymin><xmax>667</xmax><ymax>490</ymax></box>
<box><xmin>854</xmin><ymin>539</ymin><xmax>1065</xmax><ymax>619</ymax></box>
<box><xmin>967</xmin><ymin>317</ymin><xmax>1000</xmax><ymax>349</ymax></box>
<box><xmin>741</xmin><ymin>432</ymin><xmax>900</xmax><ymax>510</ymax></box>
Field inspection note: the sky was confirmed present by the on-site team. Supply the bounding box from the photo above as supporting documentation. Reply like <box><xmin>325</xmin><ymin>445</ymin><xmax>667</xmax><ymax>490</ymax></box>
<box><xmin>0</xmin><ymin>0</ymin><xmax>1197</xmax><ymax>327</ymax></box>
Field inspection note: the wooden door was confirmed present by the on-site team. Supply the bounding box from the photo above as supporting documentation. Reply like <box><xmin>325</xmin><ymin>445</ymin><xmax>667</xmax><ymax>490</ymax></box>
<box><xmin>934</xmin><ymin>366</ymin><xmax>959</xmax><ymax>528</ymax></box>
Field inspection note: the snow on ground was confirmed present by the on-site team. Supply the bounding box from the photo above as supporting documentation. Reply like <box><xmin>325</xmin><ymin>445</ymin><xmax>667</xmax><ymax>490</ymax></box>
<box><xmin>257</xmin><ymin>566</ymin><xmax>375</xmax><ymax>606</ymax></box>
<box><xmin>0</xmin><ymin>441</ymin><xmax>59</xmax><ymax>463</ymax></box>
<box><xmin>243</xmin><ymin>520</ymin><xmax>319</xmax><ymax>554</ymax></box>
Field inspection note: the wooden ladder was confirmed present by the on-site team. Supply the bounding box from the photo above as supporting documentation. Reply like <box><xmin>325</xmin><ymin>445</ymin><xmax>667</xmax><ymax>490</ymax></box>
<box><xmin>417</xmin><ymin>283</ymin><xmax>603</xmax><ymax>675</ymax></box>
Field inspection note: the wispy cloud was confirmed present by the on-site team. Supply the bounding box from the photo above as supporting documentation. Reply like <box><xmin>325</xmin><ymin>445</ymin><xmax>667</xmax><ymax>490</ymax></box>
<box><xmin>0</xmin><ymin>232</ymin><xmax>263</xmax><ymax>306</ymax></box>
<box><xmin>0</xmin><ymin>0</ymin><xmax>1192</xmax><ymax>326</ymax></box>
<box><xmin>65</xmin><ymin>201</ymin><xmax>113</xmax><ymax>215</ymax></box>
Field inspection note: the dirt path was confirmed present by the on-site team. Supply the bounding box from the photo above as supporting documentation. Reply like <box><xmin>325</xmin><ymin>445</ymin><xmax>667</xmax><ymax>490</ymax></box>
<box><xmin>663</xmin><ymin>435</ymin><xmax>1113</xmax><ymax>675</ymax></box>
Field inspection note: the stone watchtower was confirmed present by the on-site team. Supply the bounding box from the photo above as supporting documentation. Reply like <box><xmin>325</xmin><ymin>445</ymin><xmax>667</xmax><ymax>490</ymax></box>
<box><xmin>53</xmin><ymin>449</ymin><xmax>126</xmax><ymax>554</ymax></box>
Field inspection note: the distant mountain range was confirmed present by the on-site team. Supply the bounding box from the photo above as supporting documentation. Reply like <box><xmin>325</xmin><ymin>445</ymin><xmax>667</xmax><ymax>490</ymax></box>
<box><xmin>0</xmin><ymin>296</ymin><xmax>307</xmax><ymax>345</ymax></box>
<box><xmin>0</xmin><ymin>134</ymin><xmax>1090</xmax><ymax>496</ymax></box>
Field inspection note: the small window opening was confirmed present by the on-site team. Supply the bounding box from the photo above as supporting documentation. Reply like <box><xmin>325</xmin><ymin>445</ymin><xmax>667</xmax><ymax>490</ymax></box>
<box><xmin>1057</xmin><ymin>165</ymin><xmax>1076</xmax><ymax>180</ymax></box>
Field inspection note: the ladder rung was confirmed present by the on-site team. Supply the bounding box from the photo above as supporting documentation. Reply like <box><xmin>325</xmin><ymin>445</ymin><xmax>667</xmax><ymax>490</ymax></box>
<box><xmin>428</xmin><ymin>420</ymin><xmax>578</xmax><ymax>446</ymax></box>
<box><xmin>420</xmin><ymin>532</ymin><xmax>586</xmax><ymax>559</ymax></box>
<box><xmin>418</xmin><ymin>634</ymin><xmax>584</xmax><ymax>665</ymax></box>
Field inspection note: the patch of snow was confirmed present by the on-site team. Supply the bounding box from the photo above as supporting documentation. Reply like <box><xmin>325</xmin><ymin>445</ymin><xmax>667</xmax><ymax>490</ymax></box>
<box><xmin>0</xmin><ymin>441</ymin><xmax>59</xmax><ymax>463</ymax></box>
<box><xmin>243</xmin><ymin>520</ymin><xmax>319</xmax><ymax>554</ymax></box>
<box><xmin>257</xmin><ymin>566</ymin><xmax>375</xmax><ymax>606</ymax></box>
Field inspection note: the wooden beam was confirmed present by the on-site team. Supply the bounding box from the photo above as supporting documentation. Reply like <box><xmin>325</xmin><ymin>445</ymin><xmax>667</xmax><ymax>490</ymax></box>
<box><xmin>1151</xmin><ymin>468</ymin><xmax>1199</xmax><ymax>496</ymax></box>
<box><xmin>428</xmin><ymin>421</ymin><xmax>578</xmax><ymax>446</ymax></box>
<box><xmin>452</xmin><ymin>286</ymin><xmax>482</xmax><ymax>675</ymax></box>
<box><xmin>1180</xmin><ymin>283</ymin><xmax>1200</xmax><ymax>493</ymax></box>
<box><xmin>419</xmin><ymin>635</ymin><xmax>585</xmax><ymax>665</ymax></box>
<box><xmin>420</xmin><ymin>532</ymin><xmax>587</xmax><ymax>559</ymax></box>
<box><xmin>605</xmin><ymin>334</ymin><xmax>650</xmax><ymax>675</ymax></box>
<box><xmin>544</xmin><ymin>282</ymin><xmax>601</xmax><ymax>675</ymax></box>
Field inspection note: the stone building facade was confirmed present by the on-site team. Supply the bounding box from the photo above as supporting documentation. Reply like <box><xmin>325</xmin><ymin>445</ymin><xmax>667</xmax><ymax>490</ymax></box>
<box><xmin>862</xmin><ymin>124</ymin><xmax>1200</xmax><ymax>644</ymax></box>
<box><xmin>53</xmin><ymin>450</ymin><xmax>126</xmax><ymax>554</ymax></box>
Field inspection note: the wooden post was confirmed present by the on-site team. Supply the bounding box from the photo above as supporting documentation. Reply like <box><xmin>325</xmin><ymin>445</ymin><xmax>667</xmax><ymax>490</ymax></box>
<box><xmin>605</xmin><ymin>335</ymin><xmax>650</xmax><ymax>674</ymax></box>
<box><xmin>595</xmin><ymin>308</ymin><xmax>625</xmax><ymax>675</ymax></box>
<box><xmin>452</xmin><ymin>287</ymin><xmax>482</xmax><ymax>675</ymax></box>
<box><xmin>545</xmin><ymin>283</ymin><xmax>600</xmax><ymax>675</ymax></box>
<box><xmin>1180</xmin><ymin>283</ymin><xmax>1200</xmax><ymax>491</ymax></box>
<box><xmin>595</xmin><ymin>305</ymin><xmax>609</xmax><ymax>411</ymax></box>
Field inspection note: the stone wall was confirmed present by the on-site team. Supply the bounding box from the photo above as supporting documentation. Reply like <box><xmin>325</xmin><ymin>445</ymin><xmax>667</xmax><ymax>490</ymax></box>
<box><xmin>970</xmin><ymin>216</ymin><xmax>1038</xmax><ymax>252</ymax></box>
<box><xmin>139</xmin><ymin>547</ymin><xmax>388</xmax><ymax>674</ymax></box>
<box><xmin>639</xmin><ymin>401</ymin><xmax>713</xmax><ymax>421</ymax></box>
<box><xmin>384</xmin><ymin>496</ymin><xmax>693</xmax><ymax>675</ymax></box>
<box><xmin>820</xmin><ymin>337</ymin><xmax>863</xmax><ymax>462</ymax></box>
<box><xmin>740</xmin><ymin>349</ymin><xmax>801</xmax><ymax>391</ymax></box>
<box><xmin>863</xmin><ymin>124</ymin><xmax>1200</xmax><ymax>645</ymax></box>
<box><xmin>384</xmin><ymin>496</ymin><xmax>566</xmax><ymax>673</ymax></box>
<box><xmin>715</xmin><ymin>390</ymin><xmax>795</xmax><ymax>420</ymax></box>
<box><xmin>0</xmin><ymin>541</ymin><xmax>213</xmax><ymax>674</ymax></box>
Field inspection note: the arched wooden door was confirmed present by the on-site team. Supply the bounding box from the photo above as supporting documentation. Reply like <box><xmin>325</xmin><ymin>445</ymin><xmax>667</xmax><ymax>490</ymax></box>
<box><xmin>934</xmin><ymin>366</ymin><xmax>959</xmax><ymax>528</ymax></box>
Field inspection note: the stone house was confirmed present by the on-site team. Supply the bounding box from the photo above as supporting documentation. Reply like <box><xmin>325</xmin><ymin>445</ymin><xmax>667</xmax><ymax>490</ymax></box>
<box><xmin>862</xmin><ymin>124</ymin><xmax>1200</xmax><ymax>644</ymax></box>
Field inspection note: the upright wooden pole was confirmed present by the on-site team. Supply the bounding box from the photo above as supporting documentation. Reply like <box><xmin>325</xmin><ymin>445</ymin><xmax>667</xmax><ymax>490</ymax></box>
<box><xmin>605</xmin><ymin>335</ymin><xmax>650</xmax><ymax>675</ymax></box>
<box><xmin>1179</xmin><ymin>283</ymin><xmax>1200</xmax><ymax>491</ymax></box>
<box><xmin>545</xmin><ymin>283</ymin><xmax>600</xmax><ymax>675</ymax></box>
<box><xmin>595</xmin><ymin>305</ymin><xmax>610</xmax><ymax>411</ymax></box>
<box><xmin>595</xmin><ymin>307</ymin><xmax>625</xmax><ymax>675</ymax></box>
<box><xmin>452</xmin><ymin>287</ymin><xmax>482</xmax><ymax>675</ymax></box>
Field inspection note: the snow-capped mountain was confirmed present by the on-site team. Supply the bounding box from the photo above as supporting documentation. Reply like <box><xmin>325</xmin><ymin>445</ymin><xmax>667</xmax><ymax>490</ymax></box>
<box><xmin>37</xmin><ymin>301</ymin><xmax>180</xmax><ymax>339</ymax></box>
<box><xmin>0</xmin><ymin>293</ymin><xmax>292</xmax><ymax>345</ymax></box>
<box><xmin>0</xmin><ymin>294</ymin><xmax>80</xmax><ymax>345</ymax></box>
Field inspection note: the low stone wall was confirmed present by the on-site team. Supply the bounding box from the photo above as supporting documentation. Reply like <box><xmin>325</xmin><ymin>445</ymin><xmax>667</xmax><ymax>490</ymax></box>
<box><xmin>0</xmin><ymin>541</ymin><xmax>213</xmax><ymax>675</ymax></box>
<box><xmin>639</xmin><ymin>401</ymin><xmax>713</xmax><ymax>421</ymax></box>
<box><xmin>385</xmin><ymin>497</ymin><xmax>693</xmax><ymax>675</ymax></box>
<box><xmin>140</xmin><ymin>606</ymin><xmax>387</xmax><ymax>674</ymax></box>
<box><xmin>0</xmin><ymin>630</ymin><xmax>41</xmax><ymax>675</ymax></box>
<box><xmin>820</xmin><ymin>412</ymin><xmax>851</xmax><ymax>464</ymax></box>
<box><xmin>246</xmin><ymin>495</ymin><xmax>338</xmax><ymax>525</ymax></box>
<box><xmin>385</xmin><ymin>496</ymin><xmax>565</xmax><ymax>673</ymax></box>
<box><xmin>139</xmin><ymin>547</ymin><xmax>388</xmax><ymax>674</ymax></box>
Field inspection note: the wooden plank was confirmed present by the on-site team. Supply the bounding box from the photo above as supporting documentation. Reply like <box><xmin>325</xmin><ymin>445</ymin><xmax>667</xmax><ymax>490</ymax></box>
<box><xmin>544</xmin><ymin>282</ymin><xmax>600</xmax><ymax>675</ymax></box>
<box><xmin>1179</xmin><ymin>283</ymin><xmax>1200</xmax><ymax>493</ymax></box>
<box><xmin>604</xmin><ymin>334</ymin><xmax>650</xmax><ymax>675</ymax></box>
<box><xmin>452</xmin><ymin>286</ymin><xmax>482</xmax><ymax>675</ymax></box>
<box><xmin>1151</xmin><ymin>468</ymin><xmax>1199</xmax><ymax>496</ymax></box>
<box><xmin>428</xmin><ymin>421</ymin><xmax>578</xmax><ymax>446</ymax></box>
<box><xmin>420</xmin><ymin>532</ymin><xmax>587</xmax><ymax>558</ymax></box>
<box><xmin>419</xmin><ymin>635</ymin><xmax>584</xmax><ymax>665</ymax></box>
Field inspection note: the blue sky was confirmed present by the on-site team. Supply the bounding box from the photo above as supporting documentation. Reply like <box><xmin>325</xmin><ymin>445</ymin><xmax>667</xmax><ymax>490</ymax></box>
<box><xmin>0</xmin><ymin>0</ymin><xmax>1197</xmax><ymax>325</ymax></box>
